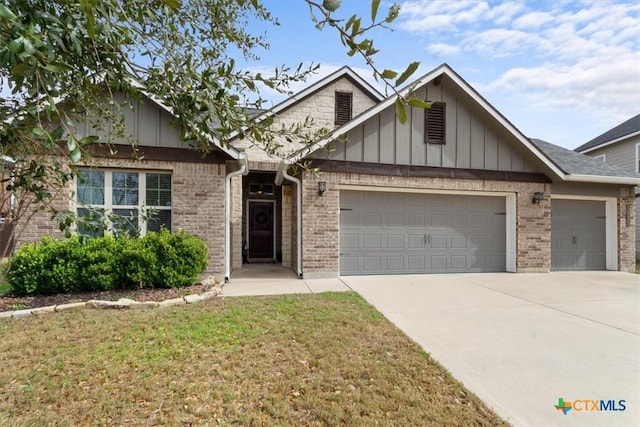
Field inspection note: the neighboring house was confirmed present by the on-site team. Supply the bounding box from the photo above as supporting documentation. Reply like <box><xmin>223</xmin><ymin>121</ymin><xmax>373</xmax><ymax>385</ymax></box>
<box><xmin>574</xmin><ymin>114</ymin><xmax>640</xmax><ymax>257</ymax></box>
<box><xmin>15</xmin><ymin>64</ymin><xmax>640</xmax><ymax>279</ymax></box>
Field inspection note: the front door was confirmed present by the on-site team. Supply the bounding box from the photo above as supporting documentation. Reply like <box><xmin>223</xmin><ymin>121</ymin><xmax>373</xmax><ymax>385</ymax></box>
<box><xmin>248</xmin><ymin>201</ymin><xmax>275</xmax><ymax>260</ymax></box>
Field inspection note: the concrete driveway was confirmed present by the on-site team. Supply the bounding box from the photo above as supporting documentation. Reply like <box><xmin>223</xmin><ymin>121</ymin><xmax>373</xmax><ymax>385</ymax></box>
<box><xmin>342</xmin><ymin>272</ymin><xmax>640</xmax><ymax>427</ymax></box>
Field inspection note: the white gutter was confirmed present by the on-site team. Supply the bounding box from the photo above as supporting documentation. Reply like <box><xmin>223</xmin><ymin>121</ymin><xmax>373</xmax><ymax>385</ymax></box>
<box><xmin>275</xmin><ymin>161</ymin><xmax>303</xmax><ymax>278</ymax></box>
<box><xmin>224</xmin><ymin>151</ymin><xmax>248</xmax><ymax>282</ymax></box>
<box><xmin>562</xmin><ymin>174</ymin><xmax>640</xmax><ymax>186</ymax></box>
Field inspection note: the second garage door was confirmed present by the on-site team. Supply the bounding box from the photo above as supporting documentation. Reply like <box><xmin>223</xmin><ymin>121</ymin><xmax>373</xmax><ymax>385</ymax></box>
<box><xmin>551</xmin><ymin>199</ymin><xmax>606</xmax><ymax>271</ymax></box>
<box><xmin>340</xmin><ymin>190</ymin><xmax>506</xmax><ymax>275</ymax></box>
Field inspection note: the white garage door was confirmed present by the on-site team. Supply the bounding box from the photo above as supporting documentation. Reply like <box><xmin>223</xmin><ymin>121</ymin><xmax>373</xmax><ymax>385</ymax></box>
<box><xmin>551</xmin><ymin>199</ymin><xmax>606</xmax><ymax>271</ymax></box>
<box><xmin>339</xmin><ymin>191</ymin><xmax>506</xmax><ymax>275</ymax></box>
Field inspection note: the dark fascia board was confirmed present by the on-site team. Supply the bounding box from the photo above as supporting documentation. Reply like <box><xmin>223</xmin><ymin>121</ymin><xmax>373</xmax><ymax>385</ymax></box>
<box><xmin>310</xmin><ymin>159</ymin><xmax>552</xmax><ymax>183</ymax></box>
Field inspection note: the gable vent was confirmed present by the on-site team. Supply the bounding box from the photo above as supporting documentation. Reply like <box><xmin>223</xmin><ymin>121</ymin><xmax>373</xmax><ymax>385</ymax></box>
<box><xmin>425</xmin><ymin>101</ymin><xmax>446</xmax><ymax>144</ymax></box>
<box><xmin>335</xmin><ymin>91</ymin><xmax>353</xmax><ymax>126</ymax></box>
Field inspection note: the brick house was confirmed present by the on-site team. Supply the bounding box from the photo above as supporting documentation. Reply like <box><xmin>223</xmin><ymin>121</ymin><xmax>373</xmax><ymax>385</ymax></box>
<box><xmin>15</xmin><ymin>64</ymin><xmax>640</xmax><ymax>279</ymax></box>
<box><xmin>574</xmin><ymin>114</ymin><xmax>640</xmax><ymax>257</ymax></box>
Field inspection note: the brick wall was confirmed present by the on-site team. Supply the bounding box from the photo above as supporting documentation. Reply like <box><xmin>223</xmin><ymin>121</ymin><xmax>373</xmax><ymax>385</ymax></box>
<box><xmin>281</xmin><ymin>184</ymin><xmax>293</xmax><ymax>268</ymax></box>
<box><xmin>16</xmin><ymin>156</ymin><xmax>228</xmax><ymax>275</ymax></box>
<box><xmin>230</xmin><ymin>174</ymin><xmax>243</xmax><ymax>272</ymax></box>
<box><xmin>300</xmin><ymin>170</ymin><xmax>551</xmax><ymax>276</ymax></box>
<box><xmin>618</xmin><ymin>185</ymin><xmax>636</xmax><ymax>271</ymax></box>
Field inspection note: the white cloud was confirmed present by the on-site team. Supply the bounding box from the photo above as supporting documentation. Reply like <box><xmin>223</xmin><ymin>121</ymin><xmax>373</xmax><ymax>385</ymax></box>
<box><xmin>396</xmin><ymin>0</ymin><xmax>640</xmax><ymax>145</ymax></box>
<box><xmin>426</xmin><ymin>43</ymin><xmax>461</xmax><ymax>57</ymax></box>
<box><xmin>512</xmin><ymin>11</ymin><xmax>554</xmax><ymax>29</ymax></box>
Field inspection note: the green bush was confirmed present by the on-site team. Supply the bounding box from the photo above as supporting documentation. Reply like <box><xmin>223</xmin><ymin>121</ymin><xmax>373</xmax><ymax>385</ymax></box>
<box><xmin>8</xmin><ymin>231</ymin><xmax>209</xmax><ymax>296</ymax></box>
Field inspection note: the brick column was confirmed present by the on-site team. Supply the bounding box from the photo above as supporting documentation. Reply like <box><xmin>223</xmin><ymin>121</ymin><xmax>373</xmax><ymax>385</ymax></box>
<box><xmin>617</xmin><ymin>185</ymin><xmax>636</xmax><ymax>272</ymax></box>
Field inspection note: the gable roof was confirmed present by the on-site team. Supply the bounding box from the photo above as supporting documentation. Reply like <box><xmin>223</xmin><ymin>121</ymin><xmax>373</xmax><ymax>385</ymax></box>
<box><xmin>290</xmin><ymin>63</ymin><xmax>640</xmax><ymax>186</ymax></box>
<box><xmin>532</xmin><ymin>139</ymin><xmax>640</xmax><ymax>184</ymax></box>
<box><xmin>574</xmin><ymin>113</ymin><xmax>640</xmax><ymax>153</ymax></box>
<box><xmin>228</xmin><ymin>66</ymin><xmax>384</xmax><ymax>144</ymax></box>
<box><xmin>127</xmin><ymin>79</ymin><xmax>241</xmax><ymax>160</ymax></box>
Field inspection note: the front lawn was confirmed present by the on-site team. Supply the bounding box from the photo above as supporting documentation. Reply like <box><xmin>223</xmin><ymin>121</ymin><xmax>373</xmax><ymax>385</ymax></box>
<box><xmin>0</xmin><ymin>292</ymin><xmax>506</xmax><ymax>426</ymax></box>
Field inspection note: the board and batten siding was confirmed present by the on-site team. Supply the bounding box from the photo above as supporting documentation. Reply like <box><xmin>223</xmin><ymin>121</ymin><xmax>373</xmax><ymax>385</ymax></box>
<box><xmin>317</xmin><ymin>78</ymin><xmax>540</xmax><ymax>173</ymax></box>
<box><xmin>72</xmin><ymin>92</ymin><xmax>188</xmax><ymax>149</ymax></box>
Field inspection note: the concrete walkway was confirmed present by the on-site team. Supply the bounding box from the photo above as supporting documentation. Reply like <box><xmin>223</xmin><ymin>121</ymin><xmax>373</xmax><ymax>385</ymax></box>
<box><xmin>222</xmin><ymin>264</ymin><xmax>351</xmax><ymax>296</ymax></box>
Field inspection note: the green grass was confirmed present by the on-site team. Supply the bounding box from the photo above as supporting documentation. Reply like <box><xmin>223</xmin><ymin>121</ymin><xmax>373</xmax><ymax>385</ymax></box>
<box><xmin>0</xmin><ymin>292</ymin><xmax>507</xmax><ymax>426</ymax></box>
<box><xmin>0</xmin><ymin>282</ymin><xmax>10</xmax><ymax>296</ymax></box>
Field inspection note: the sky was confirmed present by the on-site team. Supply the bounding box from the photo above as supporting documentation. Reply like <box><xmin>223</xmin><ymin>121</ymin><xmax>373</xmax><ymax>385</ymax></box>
<box><xmin>238</xmin><ymin>0</ymin><xmax>640</xmax><ymax>149</ymax></box>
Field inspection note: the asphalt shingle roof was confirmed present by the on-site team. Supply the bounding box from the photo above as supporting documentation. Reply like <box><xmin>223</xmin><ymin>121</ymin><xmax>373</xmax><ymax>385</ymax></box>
<box><xmin>574</xmin><ymin>113</ymin><xmax>640</xmax><ymax>152</ymax></box>
<box><xmin>531</xmin><ymin>138</ymin><xmax>640</xmax><ymax>179</ymax></box>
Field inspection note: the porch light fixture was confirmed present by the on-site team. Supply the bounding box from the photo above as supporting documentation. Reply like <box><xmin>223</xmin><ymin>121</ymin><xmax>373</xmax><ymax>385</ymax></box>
<box><xmin>318</xmin><ymin>181</ymin><xmax>327</xmax><ymax>196</ymax></box>
<box><xmin>532</xmin><ymin>192</ymin><xmax>544</xmax><ymax>205</ymax></box>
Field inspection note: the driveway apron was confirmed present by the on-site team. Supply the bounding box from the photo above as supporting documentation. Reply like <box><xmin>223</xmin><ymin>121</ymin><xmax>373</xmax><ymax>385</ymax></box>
<box><xmin>343</xmin><ymin>272</ymin><xmax>640</xmax><ymax>427</ymax></box>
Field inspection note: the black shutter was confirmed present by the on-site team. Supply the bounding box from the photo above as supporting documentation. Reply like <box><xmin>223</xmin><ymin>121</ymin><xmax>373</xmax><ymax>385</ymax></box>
<box><xmin>335</xmin><ymin>91</ymin><xmax>353</xmax><ymax>126</ymax></box>
<box><xmin>425</xmin><ymin>101</ymin><xmax>446</xmax><ymax>144</ymax></box>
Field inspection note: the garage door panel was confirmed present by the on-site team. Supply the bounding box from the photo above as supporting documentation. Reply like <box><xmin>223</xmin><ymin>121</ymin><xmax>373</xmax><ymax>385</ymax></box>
<box><xmin>386</xmin><ymin>256</ymin><xmax>404</xmax><ymax>271</ymax></box>
<box><xmin>387</xmin><ymin>212</ymin><xmax>404</xmax><ymax>227</ymax></box>
<box><xmin>341</xmin><ymin>234</ymin><xmax>358</xmax><ymax>249</ymax></box>
<box><xmin>340</xmin><ymin>191</ymin><xmax>507</xmax><ymax>275</ymax></box>
<box><xmin>363</xmin><ymin>256</ymin><xmax>382</xmax><ymax>272</ymax></box>
<box><xmin>430</xmin><ymin>255</ymin><xmax>447</xmax><ymax>270</ymax></box>
<box><xmin>405</xmin><ymin>255</ymin><xmax>423</xmax><ymax>270</ymax></box>
<box><xmin>451</xmin><ymin>255</ymin><xmax>467</xmax><ymax>269</ymax></box>
<box><xmin>408</xmin><ymin>235</ymin><xmax>425</xmax><ymax>249</ymax></box>
<box><xmin>431</xmin><ymin>234</ymin><xmax>447</xmax><ymax>249</ymax></box>
<box><xmin>363</xmin><ymin>213</ymin><xmax>381</xmax><ymax>227</ymax></box>
<box><xmin>363</xmin><ymin>234</ymin><xmax>382</xmax><ymax>249</ymax></box>
<box><xmin>387</xmin><ymin>234</ymin><xmax>404</xmax><ymax>249</ymax></box>
<box><xmin>341</xmin><ymin>211</ymin><xmax>358</xmax><ymax>226</ymax></box>
<box><xmin>430</xmin><ymin>214</ymin><xmax>447</xmax><ymax>228</ymax></box>
<box><xmin>409</xmin><ymin>214</ymin><xmax>426</xmax><ymax>227</ymax></box>
<box><xmin>450</xmin><ymin>235</ymin><xmax>467</xmax><ymax>249</ymax></box>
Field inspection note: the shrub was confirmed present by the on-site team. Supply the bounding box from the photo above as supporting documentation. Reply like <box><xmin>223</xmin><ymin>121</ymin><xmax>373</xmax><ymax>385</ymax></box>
<box><xmin>145</xmin><ymin>229</ymin><xmax>209</xmax><ymax>288</ymax></box>
<box><xmin>8</xmin><ymin>231</ymin><xmax>209</xmax><ymax>296</ymax></box>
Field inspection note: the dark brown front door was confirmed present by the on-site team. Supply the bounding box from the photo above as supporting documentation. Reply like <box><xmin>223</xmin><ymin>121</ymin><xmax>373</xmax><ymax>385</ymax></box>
<box><xmin>248</xmin><ymin>202</ymin><xmax>274</xmax><ymax>260</ymax></box>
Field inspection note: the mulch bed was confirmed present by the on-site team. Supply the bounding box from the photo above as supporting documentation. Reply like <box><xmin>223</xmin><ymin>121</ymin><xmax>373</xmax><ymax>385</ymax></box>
<box><xmin>0</xmin><ymin>283</ymin><xmax>215</xmax><ymax>312</ymax></box>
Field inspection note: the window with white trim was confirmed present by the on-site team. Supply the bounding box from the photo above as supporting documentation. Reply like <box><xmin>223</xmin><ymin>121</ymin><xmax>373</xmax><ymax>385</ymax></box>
<box><xmin>592</xmin><ymin>154</ymin><xmax>606</xmax><ymax>162</ymax></box>
<box><xmin>76</xmin><ymin>169</ymin><xmax>172</xmax><ymax>237</ymax></box>
<box><xmin>636</xmin><ymin>143</ymin><xmax>640</xmax><ymax>173</ymax></box>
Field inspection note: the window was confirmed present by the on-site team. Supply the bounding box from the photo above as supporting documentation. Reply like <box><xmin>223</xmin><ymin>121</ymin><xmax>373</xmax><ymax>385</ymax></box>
<box><xmin>424</xmin><ymin>101</ymin><xmax>446</xmax><ymax>144</ymax></box>
<box><xmin>592</xmin><ymin>154</ymin><xmax>606</xmax><ymax>162</ymax></box>
<box><xmin>636</xmin><ymin>143</ymin><xmax>640</xmax><ymax>173</ymax></box>
<box><xmin>76</xmin><ymin>169</ymin><xmax>172</xmax><ymax>237</ymax></box>
<box><xmin>335</xmin><ymin>91</ymin><xmax>353</xmax><ymax>126</ymax></box>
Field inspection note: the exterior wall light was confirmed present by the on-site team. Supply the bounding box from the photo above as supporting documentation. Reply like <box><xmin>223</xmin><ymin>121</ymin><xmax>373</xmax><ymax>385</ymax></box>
<box><xmin>532</xmin><ymin>192</ymin><xmax>544</xmax><ymax>205</ymax></box>
<box><xmin>318</xmin><ymin>181</ymin><xmax>327</xmax><ymax>196</ymax></box>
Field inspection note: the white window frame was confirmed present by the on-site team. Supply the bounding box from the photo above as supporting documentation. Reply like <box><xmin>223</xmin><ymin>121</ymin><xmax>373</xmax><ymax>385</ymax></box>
<box><xmin>635</xmin><ymin>143</ymin><xmax>640</xmax><ymax>173</ymax></box>
<box><xmin>592</xmin><ymin>154</ymin><xmax>606</xmax><ymax>162</ymax></box>
<box><xmin>75</xmin><ymin>169</ymin><xmax>172</xmax><ymax>236</ymax></box>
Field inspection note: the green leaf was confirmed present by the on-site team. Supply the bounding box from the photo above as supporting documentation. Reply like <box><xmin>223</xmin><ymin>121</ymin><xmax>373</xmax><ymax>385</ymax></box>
<box><xmin>371</xmin><ymin>0</ymin><xmax>381</xmax><ymax>22</ymax></box>
<box><xmin>67</xmin><ymin>136</ymin><xmax>77</xmax><ymax>153</ymax></box>
<box><xmin>44</xmin><ymin>63</ymin><xmax>65</xmax><ymax>73</ymax></box>
<box><xmin>161</xmin><ymin>0</ymin><xmax>182</xmax><ymax>8</ymax></box>
<box><xmin>323</xmin><ymin>0</ymin><xmax>341</xmax><ymax>12</ymax></box>
<box><xmin>70</xmin><ymin>147</ymin><xmax>82</xmax><ymax>163</ymax></box>
<box><xmin>0</xmin><ymin>4</ymin><xmax>16</xmax><ymax>20</ymax></box>
<box><xmin>381</xmin><ymin>69</ymin><xmax>397</xmax><ymax>79</ymax></box>
<box><xmin>395</xmin><ymin>61</ymin><xmax>420</xmax><ymax>87</ymax></box>
<box><xmin>386</xmin><ymin>4</ymin><xmax>400</xmax><ymax>23</ymax></box>
<box><xmin>408</xmin><ymin>97</ymin><xmax>431</xmax><ymax>109</ymax></box>
<box><xmin>395</xmin><ymin>98</ymin><xmax>407</xmax><ymax>124</ymax></box>
<box><xmin>32</xmin><ymin>126</ymin><xmax>47</xmax><ymax>137</ymax></box>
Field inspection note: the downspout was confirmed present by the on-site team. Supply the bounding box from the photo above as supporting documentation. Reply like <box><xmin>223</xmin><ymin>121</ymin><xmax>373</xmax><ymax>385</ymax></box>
<box><xmin>225</xmin><ymin>151</ymin><xmax>248</xmax><ymax>282</ymax></box>
<box><xmin>276</xmin><ymin>161</ymin><xmax>302</xmax><ymax>278</ymax></box>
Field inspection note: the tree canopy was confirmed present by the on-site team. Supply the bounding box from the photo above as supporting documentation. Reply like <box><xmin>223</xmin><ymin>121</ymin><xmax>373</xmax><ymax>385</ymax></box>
<box><xmin>0</xmin><ymin>0</ymin><xmax>421</xmax><ymax>235</ymax></box>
